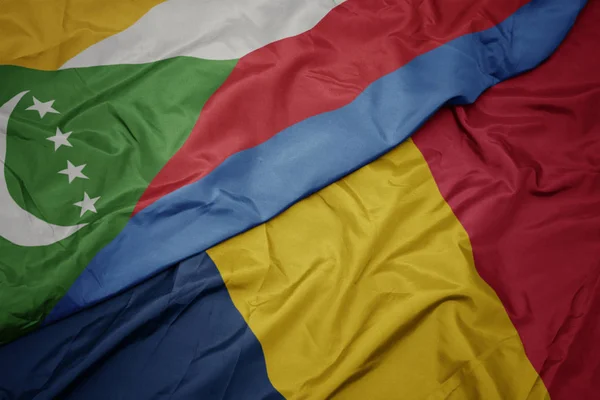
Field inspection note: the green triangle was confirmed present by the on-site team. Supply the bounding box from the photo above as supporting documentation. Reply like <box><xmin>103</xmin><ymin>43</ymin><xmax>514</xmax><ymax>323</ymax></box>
<box><xmin>0</xmin><ymin>56</ymin><xmax>237</xmax><ymax>343</ymax></box>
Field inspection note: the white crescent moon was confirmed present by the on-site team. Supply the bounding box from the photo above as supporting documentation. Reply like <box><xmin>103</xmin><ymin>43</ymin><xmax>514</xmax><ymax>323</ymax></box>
<box><xmin>0</xmin><ymin>91</ymin><xmax>86</xmax><ymax>247</ymax></box>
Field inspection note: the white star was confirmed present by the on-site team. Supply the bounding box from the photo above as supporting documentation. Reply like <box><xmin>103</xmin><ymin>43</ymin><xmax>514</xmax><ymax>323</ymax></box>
<box><xmin>26</xmin><ymin>97</ymin><xmax>59</xmax><ymax>119</ymax></box>
<box><xmin>74</xmin><ymin>192</ymin><xmax>100</xmax><ymax>217</ymax></box>
<box><xmin>58</xmin><ymin>161</ymin><xmax>89</xmax><ymax>183</ymax></box>
<box><xmin>47</xmin><ymin>127</ymin><xmax>73</xmax><ymax>151</ymax></box>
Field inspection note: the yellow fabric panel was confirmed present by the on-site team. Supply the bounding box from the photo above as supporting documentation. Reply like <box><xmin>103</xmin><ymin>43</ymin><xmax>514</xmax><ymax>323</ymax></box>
<box><xmin>208</xmin><ymin>139</ymin><xmax>547</xmax><ymax>399</ymax></box>
<box><xmin>0</xmin><ymin>0</ymin><xmax>163</xmax><ymax>70</ymax></box>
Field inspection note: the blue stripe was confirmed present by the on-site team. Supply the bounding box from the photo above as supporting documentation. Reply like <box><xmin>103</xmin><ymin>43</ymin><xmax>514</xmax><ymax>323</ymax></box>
<box><xmin>47</xmin><ymin>0</ymin><xmax>586</xmax><ymax>322</ymax></box>
<box><xmin>0</xmin><ymin>252</ymin><xmax>283</xmax><ymax>400</ymax></box>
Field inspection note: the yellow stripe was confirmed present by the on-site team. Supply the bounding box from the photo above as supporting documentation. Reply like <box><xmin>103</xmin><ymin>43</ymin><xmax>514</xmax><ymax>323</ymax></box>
<box><xmin>0</xmin><ymin>0</ymin><xmax>163</xmax><ymax>70</ymax></box>
<box><xmin>208</xmin><ymin>139</ymin><xmax>548</xmax><ymax>399</ymax></box>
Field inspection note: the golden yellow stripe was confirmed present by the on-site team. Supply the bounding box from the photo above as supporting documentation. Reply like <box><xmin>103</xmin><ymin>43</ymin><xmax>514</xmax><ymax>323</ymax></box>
<box><xmin>208</xmin><ymin>139</ymin><xmax>548</xmax><ymax>399</ymax></box>
<box><xmin>0</xmin><ymin>0</ymin><xmax>163</xmax><ymax>70</ymax></box>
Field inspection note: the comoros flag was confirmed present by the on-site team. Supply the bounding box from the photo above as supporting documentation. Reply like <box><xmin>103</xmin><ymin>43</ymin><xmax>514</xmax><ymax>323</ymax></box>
<box><xmin>0</xmin><ymin>0</ymin><xmax>597</xmax><ymax>398</ymax></box>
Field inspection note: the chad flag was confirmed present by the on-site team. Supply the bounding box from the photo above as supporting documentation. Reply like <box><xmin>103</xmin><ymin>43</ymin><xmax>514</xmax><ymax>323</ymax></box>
<box><xmin>0</xmin><ymin>0</ymin><xmax>597</xmax><ymax>399</ymax></box>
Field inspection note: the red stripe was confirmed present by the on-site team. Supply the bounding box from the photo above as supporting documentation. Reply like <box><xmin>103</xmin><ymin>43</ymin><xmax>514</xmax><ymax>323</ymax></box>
<box><xmin>413</xmin><ymin>2</ymin><xmax>600</xmax><ymax>397</ymax></box>
<box><xmin>134</xmin><ymin>0</ymin><xmax>528</xmax><ymax>214</ymax></box>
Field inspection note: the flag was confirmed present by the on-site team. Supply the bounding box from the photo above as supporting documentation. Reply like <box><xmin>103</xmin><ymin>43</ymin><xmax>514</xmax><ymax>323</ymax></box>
<box><xmin>0</xmin><ymin>0</ymin><xmax>596</xmax><ymax>399</ymax></box>
<box><xmin>0</xmin><ymin>0</ymin><xmax>339</xmax><ymax>341</ymax></box>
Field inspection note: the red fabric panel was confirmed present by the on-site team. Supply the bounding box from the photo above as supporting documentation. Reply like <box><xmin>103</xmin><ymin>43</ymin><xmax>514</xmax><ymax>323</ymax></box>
<box><xmin>413</xmin><ymin>2</ymin><xmax>600</xmax><ymax>397</ymax></box>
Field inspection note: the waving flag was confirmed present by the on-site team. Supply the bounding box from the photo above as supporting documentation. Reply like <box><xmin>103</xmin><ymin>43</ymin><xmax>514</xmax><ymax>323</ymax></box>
<box><xmin>0</xmin><ymin>0</ymin><xmax>596</xmax><ymax>398</ymax></box>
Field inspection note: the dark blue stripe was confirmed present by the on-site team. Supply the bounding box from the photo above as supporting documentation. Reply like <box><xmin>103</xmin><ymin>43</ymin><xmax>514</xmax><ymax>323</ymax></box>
<box><xmin>0</xmin><ymin>253</ymin><xmax>283</xmax><ymax>400</ymax></box>
<box><xmin>47</xmin><ymin>0</ymin><xmax>586</xmax><ymax>322</ymax></box>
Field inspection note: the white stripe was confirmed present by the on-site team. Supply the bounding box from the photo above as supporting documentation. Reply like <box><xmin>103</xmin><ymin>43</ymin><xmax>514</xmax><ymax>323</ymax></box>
<box><xmin>60</xmin><ymin>0</ymin><xmax>340</xmax><ymax>69</ymax></box>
